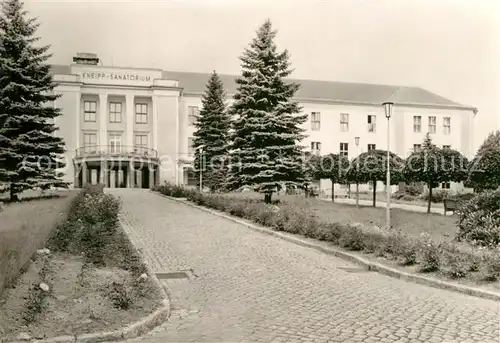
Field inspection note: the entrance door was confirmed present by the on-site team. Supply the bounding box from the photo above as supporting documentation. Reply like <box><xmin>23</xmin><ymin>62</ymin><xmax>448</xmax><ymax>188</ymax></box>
<box><xmin>141</xmin><ymin>168</ymin><xmax>149</xmax><ymax>189</ymax></box>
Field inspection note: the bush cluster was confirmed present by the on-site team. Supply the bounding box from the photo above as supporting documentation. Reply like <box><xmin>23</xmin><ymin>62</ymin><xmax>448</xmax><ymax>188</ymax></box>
<box><xmin>456</xmin><ymin>189</ymin><xmax>500</xmax><ymax>248</ymax></box>
<box><xmin>48</xmin><ymin>184</ymin><xmax>122</xmax><ymax>266</ymax></box>
<box><xmin>154</xmin><ymin>182</ymin><xmax>500</xmax><ymax>282</ymax></box>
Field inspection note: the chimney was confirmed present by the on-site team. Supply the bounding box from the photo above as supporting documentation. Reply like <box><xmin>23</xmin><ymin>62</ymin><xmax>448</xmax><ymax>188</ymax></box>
<box><xmin>73</xmin><ymin>52</ymin><xmax>99</xmax><ymax>65</ymax></box>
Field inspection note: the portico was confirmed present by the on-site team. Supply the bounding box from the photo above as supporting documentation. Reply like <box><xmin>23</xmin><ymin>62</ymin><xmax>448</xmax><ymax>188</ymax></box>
<box><xmin>74</xmin><ymin>154</ymin><xmax>160</xmax><ymax>189</ymax></box>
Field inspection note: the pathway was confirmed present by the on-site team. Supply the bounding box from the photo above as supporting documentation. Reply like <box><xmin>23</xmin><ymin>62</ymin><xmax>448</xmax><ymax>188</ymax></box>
<box><xmin>109</xmin><ymin>189</ymin><xmax>499</xmax><ymax>343</ymax></box>
<box><xmin>321</xmin><ymin>197</ymin><xmax>445</xmax><ymax>215</ymax></box>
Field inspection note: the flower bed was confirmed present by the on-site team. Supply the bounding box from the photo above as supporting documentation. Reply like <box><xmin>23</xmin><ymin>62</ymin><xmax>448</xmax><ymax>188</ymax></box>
<box><xmin>153</xmin><ymin>183</ymin><xmax>500</xmax><ymax>287</ymax></box>
<box><xmin>0</xmin><ymin>185</ymin><xmax>163</xmax><ymax>341</ymax></box>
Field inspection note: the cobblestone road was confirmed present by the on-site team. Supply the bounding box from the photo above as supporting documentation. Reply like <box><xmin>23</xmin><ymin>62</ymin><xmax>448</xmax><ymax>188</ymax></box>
<box><xmin>110</xmin><ymin>189</ymin><xmax>500</xmax><ymax>343</ymax></box>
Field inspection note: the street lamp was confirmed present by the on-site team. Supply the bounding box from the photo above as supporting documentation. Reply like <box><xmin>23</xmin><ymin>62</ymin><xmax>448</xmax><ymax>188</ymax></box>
<box><xmin>383</xmin><ymin>101</ymin><xmax>393</xmax><ymax>229</ymax></box>
<box><xmin>354</xmin><ymin>136</ymin><xmax>360</xmax><ymax>208</ymax></box>
<box><xmin>196</xmin><ymin>145</ymin><xmax>205</xmax><ymax>192</ymax></box>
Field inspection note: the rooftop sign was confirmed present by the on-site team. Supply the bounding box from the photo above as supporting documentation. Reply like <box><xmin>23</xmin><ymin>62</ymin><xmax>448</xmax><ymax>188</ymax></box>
<box><xmin>71</xmin><ymin>66</ymin><xmax>161</xmax><ymax>87</ymax></box>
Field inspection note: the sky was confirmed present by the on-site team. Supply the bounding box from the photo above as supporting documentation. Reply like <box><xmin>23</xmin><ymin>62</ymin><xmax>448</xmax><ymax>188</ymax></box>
<box><xmin>24</xmin><ymin>0</ymin><xmax>499</xmax><ymax>151</ymax></box>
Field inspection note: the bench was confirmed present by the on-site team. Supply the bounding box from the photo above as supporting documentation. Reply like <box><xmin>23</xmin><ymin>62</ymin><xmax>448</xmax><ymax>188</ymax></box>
<box><xmin>443</xmin><ymin>199</ymin><xmax>459</xmax><ymax>215</ymax></box>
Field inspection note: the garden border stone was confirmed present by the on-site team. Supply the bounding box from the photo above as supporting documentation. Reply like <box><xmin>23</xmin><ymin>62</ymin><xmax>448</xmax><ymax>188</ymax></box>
<box><xmin>1</xmin><ymin>226</ymin><xmax>172</xmax><ymax>343</ymax></box>
<box><xmin>158</xmin><ymin>192</ymin><xmax>500</xmax><ymax>302</ymax></box>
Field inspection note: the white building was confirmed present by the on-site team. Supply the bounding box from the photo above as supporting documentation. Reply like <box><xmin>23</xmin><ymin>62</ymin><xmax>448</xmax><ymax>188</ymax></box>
<box><xmin>52</xmin><ymin>53</ymin><xmax>477</xmax><ymax>192</ymax></box>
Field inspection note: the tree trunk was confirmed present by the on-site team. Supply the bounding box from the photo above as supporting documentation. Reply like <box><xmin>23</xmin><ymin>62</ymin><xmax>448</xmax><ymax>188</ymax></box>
<box><xmin>331</xmin><ymin>180</ymin><xmax>335</xmax><ymax>202</ymax></box>
<box><xmin>372</xmin><ymin>179</ymin><xmax>377</xmax><ymax>207</ymax></box>
<box><xmin>264</xmin><ymin>193</ymin><xmax>272</xmax><ymax>204</ymax></box>
<box><xmin>427</xmin><ymin>182</ymin><xmax>432</xmax><ymax>213</ymax></box>
<box><xmin>10</xmin><ymin>184</ymin><xmax>19</xmax><ymax>202</ymax></box>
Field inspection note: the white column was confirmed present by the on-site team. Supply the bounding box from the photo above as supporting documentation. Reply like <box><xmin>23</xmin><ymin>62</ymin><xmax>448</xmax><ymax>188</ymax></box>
<box><xmin>152</xmin><ymin>95</ymin><xmax>158</xmax><ymax>151</ymax></box>
<box><xmin>126</xmin><ymin>94</ymin><xmax>134</xmax><ymax>148</ymax></box>
<box><xmin>99</xmin><ymin>93</ymin><xmax>107</xmax><ymax>150</ymax></box>
<box><xmin>82</xmin><ymin>163</ymin><xmax>88</xmax><ymax>186</ymax></box>
<box><xmin>75</xmin><ymin>93</ymin><xmax>81</xmax><ymax>150</ymax></box>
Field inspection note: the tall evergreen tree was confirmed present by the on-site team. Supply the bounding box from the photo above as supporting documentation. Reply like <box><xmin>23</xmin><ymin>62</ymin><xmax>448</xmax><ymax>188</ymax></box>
<box><xmin>0</xmin><ymin>0</ymin><xmax>66</xmax><ymax>201</ymax></box>
<box><xmin>227</xmin><ymin>20</ymin><xmax>307</xmax><ymax>203</ymax></box>
<box><xmin>192</xmin><ymin>71</ymin><xmax>231</xmax><ymax>191</ymax></box>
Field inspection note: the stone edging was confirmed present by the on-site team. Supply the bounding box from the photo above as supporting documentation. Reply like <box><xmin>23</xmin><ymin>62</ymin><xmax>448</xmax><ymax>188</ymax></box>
<box><xmin>2</xmin><ymin>225</ymin><xmax>172</xmax><ymax>343</ymax></box>
<box><xmin>158</xmin><ymin>193</ymin><xmax>500</xmax><ymax>302</ymax></box>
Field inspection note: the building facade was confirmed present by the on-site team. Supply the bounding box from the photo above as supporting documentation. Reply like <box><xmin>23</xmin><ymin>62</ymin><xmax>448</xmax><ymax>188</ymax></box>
<box><xmin>52</xmin><ymin>53</ymin><xmax>477</xmax><ymax>192</ymax></box>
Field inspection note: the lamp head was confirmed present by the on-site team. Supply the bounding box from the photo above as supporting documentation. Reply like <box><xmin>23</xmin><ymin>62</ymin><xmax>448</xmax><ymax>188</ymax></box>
<box><xmin>383</xmin><ymin>101</ymin><xmax>393</xmax><ymax>119</ymax></box>
<box><xmin>354</xmin><ymin>136</ymin><xmax>360</xmax><ymax>146</ymax></box>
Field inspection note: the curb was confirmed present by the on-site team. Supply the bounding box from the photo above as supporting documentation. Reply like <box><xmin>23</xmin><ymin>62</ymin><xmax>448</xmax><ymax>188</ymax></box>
<box><xmin>2</xmin><ymin>226</ymin><xmax>171</xmax><ymax>343</ymax></box>
<box><xmin>157</xmin><ymin>192</ymin><xmax>500</xmax><ymax>302</ymax></box>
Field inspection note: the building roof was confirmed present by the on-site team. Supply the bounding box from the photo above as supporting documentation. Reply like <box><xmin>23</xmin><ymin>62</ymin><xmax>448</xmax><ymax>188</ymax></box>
<box><xmin>163</xmin><ymin>70</ymin><xmax>474</xmax><ymax>110</ymax></box>
<box><xmin>50</xmin><ymin>64</ymin><xmax>475</xmax><ymax>110</ymax></box>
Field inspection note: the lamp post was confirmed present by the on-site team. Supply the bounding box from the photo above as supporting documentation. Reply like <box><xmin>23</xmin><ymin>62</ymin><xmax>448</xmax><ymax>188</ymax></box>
<box><xmin>196</xmin><ymin>145</ymin><xmax>205</xmax><ymax>192</ymax></box>
<box><xmin>383</xmin><ymin>102</ymin><xmax>393</xmax><ymax>229</ymax></box>
<box><xmin>355</xmin><ymin>136</ymin><xmax>360</xmax><ymax>208</ymax></box>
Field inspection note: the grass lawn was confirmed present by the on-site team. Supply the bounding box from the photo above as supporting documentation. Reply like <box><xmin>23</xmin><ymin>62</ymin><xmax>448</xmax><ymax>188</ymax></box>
<box><xmin>0</xmin><ymin>191</ymin><xmax>78</xmax><ymax>295</ymax></box>
<box><xmin>227</xmin><ymin>192</ymin><xmax>459</xmax><ymax>243</ymax></box>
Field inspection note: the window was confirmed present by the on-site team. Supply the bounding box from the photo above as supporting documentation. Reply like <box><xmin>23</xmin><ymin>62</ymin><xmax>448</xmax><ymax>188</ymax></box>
<box><xmin>135</xmin><ymin>134</ymin><xmax>148</xmax><ymax>155</ymax></box>
<box><xmin>109</xmin><ymin>133</ymin><xmax>122</xmax><ymax>154</ymax></box>
<box><xmin>428</xmin><ymin>116</ymin><xmax>436</xmax><ymax>134</ymax></box>
<box><xmin>367</xmin><ymin>115</ymin><xmax>376</xmax><ymax>132</ymax></box>
<box><xmin>83</xmin><ymin>133</ymin><xmax>97</xmax><ymax>153</ymax></box>
<box><xmin>83</xmin><ymin>101</ymin><xmax>97</xmax><ymax>122</ymax></box>
<box><xmin>413</xmin><ymin>144</ymin><xmax>422</xmax><ymax>152</ymax></box>
<box><xmin>135</xmin><ymin>103</ymin><xmax>148</xmax><ymax>124</ymax></box>
<box><xmin>188</xmin><ymin>106</ymin><xmax>199</xmax><ymax>125</ymax></box>
<box><xmin>367</xmin><ymin>144</ymin><xmax>376</xmax><ymax>151</ymax></box>
<box><xmin>311</xmin><ymin>141</ymin><xmax>321</xmax><ymax>155</ymax></box>
<box><xmin>442</xmin><ymin>182</ymin><xmax>451</xmax><ymax>189</ymax></box>
<box><xmin>413</xmin><ymin>116</ymin><xmax>422</xmax><ymax>133</ymax></box>
<box><xmin>443</xmin><ymin>145</ymin><xmax>451</xmax><ymax>149</ymax></box>
<box><xmin>340</xmin><ymin>113</ymin><xmax>349</xmax><ymax>132</ymax></box>
<box><xmin>186</xmin><ymin>168</ymin><xmax>197</xmax><ymax>186</ymax></box>
<box><xmin>109</xmin><ymin>102</ymin><xmax>122</xmax><ymax>123</ymax></box>
<box><xmin>188</xmin><ymin>137</ymin><xmax>194</xmax><ymax>156</ymax></box>
<box><xmin>340</xmin><ymin>142</ymin><xmax>348</xmax><ymax>157</ymax></box>
<box><xmin>311</xmin><ymin>112</ymin><xmax>321</xmax><ymax>131</ymax></box>
<box><xmin>443</xmin><ymin>117</ymin><xmax>451</xmax><ymax>134</ymax></box>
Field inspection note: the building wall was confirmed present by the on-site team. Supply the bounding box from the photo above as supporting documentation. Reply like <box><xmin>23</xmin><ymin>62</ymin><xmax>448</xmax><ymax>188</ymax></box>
<box><xmin>52</xmin><ymin>64</ymin><xmax>475</xmax><ymax>193</ymax></box>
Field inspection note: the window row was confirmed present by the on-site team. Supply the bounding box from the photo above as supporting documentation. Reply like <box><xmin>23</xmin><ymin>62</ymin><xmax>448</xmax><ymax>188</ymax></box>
<box><xmin>83</xmin><ymin>101</ymin><xmax>149</xmax><ymax>124</ymax></box>
<box><xmin>311</xmin><ymin>112</ymin><xmax>375</xmax><ymax>133</ymax></box>
<box><xmin>310</xmin><ymin>112</ymin><xmax>452</xmax><ymax>135</ymax></box>
<box><xmin>82</xmin><ymin>133</ymin><xmax>149</xmax><ymax>153</ymax></box>
<box><xmin>310</xmin><ymin>142</ymin><xmax>377</xmax><ymax>157</ymax></box>
<box><xmin>413</xmin><ymin>144</ymin><xmax>451</xmax><ymax>152</ymax></box>
<box><xmin>309</xmin><ymin>142</ymin><xmax>451</xmax><ymax>156</ymax></box>
<box><xmin>413</xmin><ymin>115</ymin><xmax>451</xmax><ymax>134</ymax></box>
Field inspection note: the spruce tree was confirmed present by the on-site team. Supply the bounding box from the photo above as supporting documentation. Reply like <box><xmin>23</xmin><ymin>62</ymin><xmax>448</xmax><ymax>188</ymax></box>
<box><xmin>192</xmin><ymin>71</ymin><xmax>231</xmax><ymax>192</ymax></box>
<box><xmin>227</xmin><ymin>20</ymin><xmax>307</xmax><ymax>203</ymax></box>
<box><xmin>0</xmin><ymin>0</ymin><xmax>66</xmax><ymax>201</ymax></box>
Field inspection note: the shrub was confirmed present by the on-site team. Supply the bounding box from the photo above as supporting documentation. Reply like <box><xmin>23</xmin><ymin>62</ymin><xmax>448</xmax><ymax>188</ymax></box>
<box><xmin>418</xmin><ymin>234</ymin><xmax>440</xmax><ymax>272</ymax></box>
<box><xmin>155</xmin><ymin>182</ymin><xmax>189</xmax><ymax>198</ymax></box>
<box><xmin>420</xmin><ymin>190</ymin><xmax>448</xmax><ymax>203</ymax></box>
<box><xmin>480</xmin><ymin>250</ymin><xmax>500</xmax><ymax>281</ymax></box>
<box><xmin>392</xmin><ymin>184</ymin><xmax>422</xmax><ymax>201</ymax></box>
<box><xmin>48</xmin><ymin>187</ymin><xmax>122</xmax><ymax>266</ymax></box>
<box><xmin>108</xmin><ymin>281</ymin><xmax>133</xmax><ymax>310</ymax></box>
<box><xmin>439</xmin><ymin>243</ymin><xmax>469</xmax><ymax>279</ymax></box>
<box><xmin>338</xmin><ymin>226</ymin><xmax>365</xmax><ymax>251</ymax></box>
<box><xmin>456</xmin><ymin>190</ymin><xmax>500</xmax><ymax>247</ymax></box>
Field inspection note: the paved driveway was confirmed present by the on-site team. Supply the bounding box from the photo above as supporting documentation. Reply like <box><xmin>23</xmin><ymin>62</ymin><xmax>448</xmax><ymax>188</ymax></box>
<box><xmin>110</xmin><ymin>189</ymin><xmax>499</xmax><ymax>343</ymax></box>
